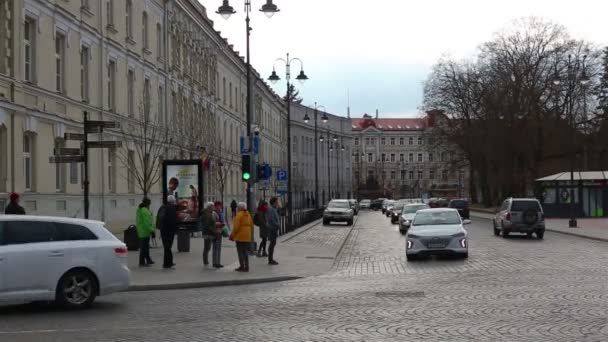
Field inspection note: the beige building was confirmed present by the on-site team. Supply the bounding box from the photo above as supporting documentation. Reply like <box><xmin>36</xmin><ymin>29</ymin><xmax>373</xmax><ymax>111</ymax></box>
<box><xmin>0</xmin><ymin>0</ymin><xmax>287</xmax><ymax>231</ymax></box>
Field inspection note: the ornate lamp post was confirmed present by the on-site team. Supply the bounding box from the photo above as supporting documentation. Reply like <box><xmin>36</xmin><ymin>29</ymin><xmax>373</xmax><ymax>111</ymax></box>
<box><xmin>303</xmin><ymin>103</ymin><xmax>328</xmax><ymax>209</ymax></box>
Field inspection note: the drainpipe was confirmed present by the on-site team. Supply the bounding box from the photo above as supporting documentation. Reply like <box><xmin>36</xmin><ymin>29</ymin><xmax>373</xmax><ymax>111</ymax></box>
<box><xmin>10</xmin><ymin>110</ymin><xmax>15</xmax><ymax>192</ymax></box>
<box><xmin>98</xmin><ymin>0</ymin><xmax>106</xmax><ymax>221</ymax></box>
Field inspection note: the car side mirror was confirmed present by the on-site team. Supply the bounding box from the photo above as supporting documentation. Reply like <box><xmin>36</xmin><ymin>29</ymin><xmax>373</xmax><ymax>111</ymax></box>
<box><xmin>463</xmin><ymin>219</ymin><xmax>472</xmax><ymax>225</ymax></box>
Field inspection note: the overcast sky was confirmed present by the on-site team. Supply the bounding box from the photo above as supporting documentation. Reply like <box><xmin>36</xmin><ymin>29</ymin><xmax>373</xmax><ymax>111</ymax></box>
<box><xmin>206</xmin><ymin>0</ymin><xmax>608</xmax><ymax>118</ymax></box>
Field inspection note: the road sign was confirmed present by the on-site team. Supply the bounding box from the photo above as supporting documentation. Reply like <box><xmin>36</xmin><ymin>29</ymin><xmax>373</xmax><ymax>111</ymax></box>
<box><xmin>54</xmin><ymin>148</ymin><xmax>81</xmax><ymax>156</ymax></box>
<box><xmin>49</xmin><ymin>155</ymin><xmax>85</xmax><ymax>163</ymax></box>
<box><xmin>277</xmin><ymin>169</ymin><xmax>288</xmax><ymax>181</ymax></box>
<box><xmin>277</xmin><ymin>182</ymin><xmax>288</xmax><ymax>195</ymax></box>
<box><xmin>64</xmin><ymin>133</ymin><xmax>85</xmax><ymax>141</ymax></box>
<box><xmin>88</xmin><ymin>141</ymin><xmax>122</xmax><ymax>148</ymax></box>
<box><xmin>259</xmin><ymin>179</ymin><xmax>270</xmax><ymax>191</ymax></box>
<box><xmin>87</xmin><ymin>120</ymin><xmax>120</xmax><ymax>129</ymax></box>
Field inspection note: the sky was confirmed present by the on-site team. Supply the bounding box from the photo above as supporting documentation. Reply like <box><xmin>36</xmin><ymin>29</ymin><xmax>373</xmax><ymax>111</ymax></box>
<box><xmin>206</xmin><ymin>0</ymin><xmax>608</xmax><ymax>118</ymax></box>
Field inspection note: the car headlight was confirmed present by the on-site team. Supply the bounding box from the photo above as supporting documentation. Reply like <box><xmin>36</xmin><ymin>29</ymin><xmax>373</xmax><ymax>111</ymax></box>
<box><xmin>459</xmin><ymin>238</ymin><xmax>467</xmax><ymax>248</ymax></box>
<box><xmin>406</xmin><ymin>240</ymin><xmax>413</xmax><ymax>249</ymax></box>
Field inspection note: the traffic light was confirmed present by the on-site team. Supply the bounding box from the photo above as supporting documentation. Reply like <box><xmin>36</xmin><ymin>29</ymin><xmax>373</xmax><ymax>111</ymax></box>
<box><xmin>241</xmin><ymin>154</ymin><xmax>252</xmax><ymax>181</ymax></box>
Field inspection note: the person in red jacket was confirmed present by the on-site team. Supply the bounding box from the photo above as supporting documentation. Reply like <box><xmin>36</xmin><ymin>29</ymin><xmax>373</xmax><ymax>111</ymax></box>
<box><xmin>5</xmin><ymin>192</ymin><xmax>26</xmax><ymax>215</ymax></box>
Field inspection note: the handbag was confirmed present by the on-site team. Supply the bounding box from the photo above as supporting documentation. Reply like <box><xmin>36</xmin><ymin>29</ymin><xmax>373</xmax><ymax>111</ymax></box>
<box><xmin>222</xmin><ymin>225</ymin><xmax>230</xmax><ymax>238</ymax></box>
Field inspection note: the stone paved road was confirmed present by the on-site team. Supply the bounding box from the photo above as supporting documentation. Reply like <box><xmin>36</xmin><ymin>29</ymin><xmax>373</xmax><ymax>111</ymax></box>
<box><xmin>1</xmin><ymin>211</ymin><xmax>608</xmax><ymax>342</ymax></box>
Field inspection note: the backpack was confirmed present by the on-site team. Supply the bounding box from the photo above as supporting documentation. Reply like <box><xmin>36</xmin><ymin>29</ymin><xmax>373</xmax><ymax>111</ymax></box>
<box><xmin>156</xmin><ymin>206</ymin><xmax>166</xmax><ymax>230</ymax></box>
<box><xmin>253</xmin><ymin>212</ymin><xmax>261</xmax><ymax>226</ymax></box>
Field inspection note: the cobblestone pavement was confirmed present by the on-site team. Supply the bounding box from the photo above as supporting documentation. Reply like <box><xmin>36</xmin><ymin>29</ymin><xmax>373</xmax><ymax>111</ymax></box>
<box><xmin>1</xmin><ymin>211</ymin><xmax>608</xmax><ymax>342</ymax></box>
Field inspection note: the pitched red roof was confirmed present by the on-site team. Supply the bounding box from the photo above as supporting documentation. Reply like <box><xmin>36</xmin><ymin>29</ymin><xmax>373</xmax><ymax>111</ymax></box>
<box><xmin>351</xmin><ymin>118</ymin><xmax>428</xmax><ymax>131</ymax></box>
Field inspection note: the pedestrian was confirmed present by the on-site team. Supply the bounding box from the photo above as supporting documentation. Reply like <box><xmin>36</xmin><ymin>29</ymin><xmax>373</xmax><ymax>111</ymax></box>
<box><xmin>136</xmin><ymin>197</ymin><xmax>155</xmax><ymax>267</ymax></box>
<box><xmin>255</xmin><ymin>200</ymin><xmax>269</xmax><ymax>257</ymax></box>
<box><xmin>230</xmin><ymin>202</ymin><xmax>253</xmax><ymax>272</ymax></box>
<box><xmin>266</xmin><ymin>197</ymin><xmax>281</xmax><ymax>265</ymax></box>
<box><xmin>230</xmin><ymin>200</ymin><xmax>237</xmax><ymax>218</ymax></box>
<box><xmin>159</xmin><ymin>195</ymin><xmax>178</xmax><ymax>269</ymax></box>
<box><xmin>4</xmin><ymin>192</ymin><xmax>26</xmax><ymax>215</ymax></box>
<box><xmin>307</xmin><ymin>197</ymin><xmax>311</xmax><ymax>208</ymax></box>
<box><xmin>201</xmin><ymin>202</ymin><xmax>224</xmax><ymax>268</ymax></box>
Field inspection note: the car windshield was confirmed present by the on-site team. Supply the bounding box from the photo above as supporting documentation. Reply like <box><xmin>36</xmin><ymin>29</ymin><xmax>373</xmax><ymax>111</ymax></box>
<box><xmin>511</xmin><ymin>200</ymin><xmax>542</xmax><ymax>212</ymax></box>
<box><xmin>450</xmin><ymin>200</ymin><xmax>469</xmax><ymax>209</ymax></box>
<box><xmin>413</xmin><ymin>211</ymin><xmax>462</xmax><ymax>226</ymax></box>
<box><xmin>402</xmin><ymin>205</ymin><xmax>429</xmax><ymax>214</ymax></box>
<box><xmin>393</xmin><ymin>204</ymin><xmax>404</xmax><ymax>210</ymax></box>
<box><xmin>328</xmin><ymin>201</ymin><xmax>350</xmax><ymax>209</ymax></box>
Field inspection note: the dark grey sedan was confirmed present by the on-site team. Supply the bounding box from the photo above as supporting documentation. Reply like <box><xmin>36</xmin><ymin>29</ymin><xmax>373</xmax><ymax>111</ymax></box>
<box><xmin>405</xmin><ymin>208</ymin><xmax>470</xmax><ymax>261</ymax></box>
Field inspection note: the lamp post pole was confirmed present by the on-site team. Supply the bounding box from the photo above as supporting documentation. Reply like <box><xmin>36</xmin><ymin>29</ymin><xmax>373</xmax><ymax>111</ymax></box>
<box><xmin>304</xmin><ymin>103</ymin><xmax>327</xmax><ymax>209</ymax></box>
<box><xmin>268</xmin><ymin>54</ymin><xmax>308</xmax><ymax>230</ymax></box>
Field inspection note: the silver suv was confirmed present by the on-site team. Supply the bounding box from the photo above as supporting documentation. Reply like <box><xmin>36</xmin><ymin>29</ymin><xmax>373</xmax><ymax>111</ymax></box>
<box><xmin>493</xmin><ymin>198</ymin><xmax>545</xmax><ymax>239</ymax></box>
<box><xmin>323</xmin><ymin>200</ymin><xmax>354</xmax><ymax>226</ymax></box>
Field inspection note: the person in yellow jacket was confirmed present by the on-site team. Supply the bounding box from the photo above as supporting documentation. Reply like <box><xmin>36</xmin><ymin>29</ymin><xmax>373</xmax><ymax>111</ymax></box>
<box><xmin>136</xmin><ymin>197</ymin><xmax>155</xmax><ymax>267</ymax></box>
<box><xmin>230</xmin><ymin>202</ymin><xmax>253</xmax><ymax>272</ymax></box>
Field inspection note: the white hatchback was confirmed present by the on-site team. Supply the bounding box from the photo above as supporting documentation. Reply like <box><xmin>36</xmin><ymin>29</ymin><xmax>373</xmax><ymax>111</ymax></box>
<box><xmin>0</xmin><ymin>216</ymin><xmax>131</xmax><ymax>309</ymax></box>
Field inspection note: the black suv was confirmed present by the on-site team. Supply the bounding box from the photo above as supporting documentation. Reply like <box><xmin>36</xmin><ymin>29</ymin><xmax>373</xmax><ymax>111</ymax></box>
<box><xmin>449</xmin><ymin>199</ymin><xmax>470</xmax><ymax>219</ymax></box>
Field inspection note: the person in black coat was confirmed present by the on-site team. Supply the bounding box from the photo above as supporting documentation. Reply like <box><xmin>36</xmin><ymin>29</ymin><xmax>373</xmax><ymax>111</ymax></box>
<box><xmin>159</xmin><ymin>195</ymin><xmax>178</xmax><ymax>269</ymax></box>
<box><xmin>5</xmin><ymin>192</ymin><xmax>26</xmax><ymax>215</ymax></box>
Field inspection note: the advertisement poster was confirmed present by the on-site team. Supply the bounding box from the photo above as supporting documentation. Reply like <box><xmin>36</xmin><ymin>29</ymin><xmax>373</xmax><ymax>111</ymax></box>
<box><xmin>163</xmin><ymin>161</ymin><xmax>203</xmax><ymax>224</ymax></box>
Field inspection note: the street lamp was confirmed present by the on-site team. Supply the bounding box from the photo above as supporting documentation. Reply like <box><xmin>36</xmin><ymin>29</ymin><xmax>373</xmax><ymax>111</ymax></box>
<box><xmin>218</xmin><ymin>0</ymin><xmax>280</xmax><ymax>250</ymax></box>
<box><xmin>303</xmin><ymin>102</ymin><xmax>327</xmax><ymax>209</ymax></box>
<box><xmin>269</xmin><ymin>53</ymin><xmax>308</xmax><ymax>231</ymax></box>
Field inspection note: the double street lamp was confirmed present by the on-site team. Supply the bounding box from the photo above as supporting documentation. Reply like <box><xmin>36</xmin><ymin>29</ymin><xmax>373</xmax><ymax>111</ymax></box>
<box><xmin>217</xmin><ymin>0</ymin><xmax>280</xmax><ymax>218</ymax></box>
<box><xmin>303</xmin><ymin>103</ymin><xmax>328</xmax><ymax>209</ymax></box>
<box><xmin>268</xmin><ymin>53</ymin><xmax>308</xmax><ymax>230</ymax></box>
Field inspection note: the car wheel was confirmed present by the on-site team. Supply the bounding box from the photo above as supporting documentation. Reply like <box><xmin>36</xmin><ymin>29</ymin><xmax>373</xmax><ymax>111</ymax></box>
<box><xmin>347</xmin><ymin>220</ymin><xmax>353</xmax><ymax>226</ymax></box>
<box><xmin>460</xmin><ymin>252</ymin><xmax>469</xmax><ymax>259</ymax></box>
<box><xmin>406</xmin><ymin>254</ymin><xmax>417</xmax><ymax>262</ymax></box>
<box><xmin>493</xmin><ymin>222</ymin><xmax>500</xmax><ymax>236</ymax></box>
<box><xmin>502</xmin><ymin>229</ymin><xmax>510</xmax><ymax>238</ymax></box>
<box><xmin>536</xmin><ymin>230</ymin><xmax>544</xmax><ymax>239</ymax></box>
<box><xmin>323</xmin><ymin>219</ymin><xmax>329</xmax><ymax>225</ymax></box>
<box><xmin>56</xmin><ymin>269</ymin><xmax>97</xmax><ymax>309</ymax></box>
<box><xmin>526</xmin><ymin>232</ymin><xmax>534</xmax><ymax>238</ymax></box>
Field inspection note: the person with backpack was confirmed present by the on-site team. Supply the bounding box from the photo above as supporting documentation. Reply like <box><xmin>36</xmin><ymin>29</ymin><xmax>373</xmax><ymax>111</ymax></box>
<box><xmin>255</xmin><ymin>200</ymin><xmax>269</xmax><ymax>257</ymax></box>
<box><xmin>158</xmin><ymin>196</ymin><xmax>178</xmax><ymax>269</ymax></box>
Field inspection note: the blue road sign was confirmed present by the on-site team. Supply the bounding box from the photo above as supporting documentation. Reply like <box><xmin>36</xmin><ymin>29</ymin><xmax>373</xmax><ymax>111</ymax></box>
<box><xmin>277</xmin><ymin>169</ymin><xmax>288</xmax><ymax>181</ymax></box>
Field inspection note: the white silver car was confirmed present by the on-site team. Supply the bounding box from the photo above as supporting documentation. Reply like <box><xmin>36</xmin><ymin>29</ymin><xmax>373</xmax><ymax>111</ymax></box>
<box><xmin>0</xmin><ymin>216</ymin><xmax>131</xmax><ymax>308</ymax></box>
<box><xmin>406</xmin><ymin>208</ymin><xmax>470</xmax><ymax>261</ymax></box>
<box><xmin>399</xmin><ymin>204</ymin><xmax>431</xmax><ymax>234</ymax></box>
<box><xmin>323</xmin><ymin>200</ymin><xmax>354</xmax><ymax>226</ymax></box>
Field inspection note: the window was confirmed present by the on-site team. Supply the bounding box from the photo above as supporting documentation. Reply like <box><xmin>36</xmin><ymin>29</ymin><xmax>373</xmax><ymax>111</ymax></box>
<box><xmin>390</xmin><ymin>171</ymin><xmax>396</xmax><ymax>180</ymax></box>
<box><xmin>381</xmin><ymin>171</ymin><xmax>386</xmax><ymax>180</ymax></box>
<box><xmin>24</xmin><ymin>18</ymin><xmax>36</xmax><ymax>82</ymax></box>
<box><xmin>158</xmin><ymin>86</ymin><xmax>164</xmax><ymax>123</ymax></box>
<box><xmin>70</xmin><ymin>162</ymin><xmax>78</xmax><ymax>184</ymax></box>
<box><xmin>55</xmin><ymin>223</ymin><xmax>98</xmax><ymax>241</ymax></box>
<box><xmin>142</xmin><ymin>12</ymin><xmax>149</xmax><ymax>49</ymax></box>
<box><xmin>442</xmin><ymin>169</ymin><xmax>448</xmax><ymax>181</ymax></box>
<box><xmin>80</xmin><ymin>46</ymin><xmax>90</xmax><ymax>101</ymax></box>
<box><xmin>223</xmin><ymin>77</ymin><xmax>226</xmax><ymax>104</ymax></box>
<box><xmin>23</xmin><ymin>135</ymin><xmax>33</xmax><ymax>191</ymax></box>
<box><xmin>365</xmin><ymin>138</ymin><xmax>369</xmax><ymax>145</ymax></box>
<box><xmin>229</xmin><ymin>82</ymin><xmax>233</xmax><ymax>107</ymax></box>
<box><xmin>82</xmin><ymin>0</ymin><xmax>90</xmax><ymax>10</ymax></box>
<box><xmin>418</xmin><ymin>170</ymin><xmax>423</xmax><ymax>179</ymax></box>
<box><xmin>55</xmin><ymin>139</ymin><xmax>66</xmax><ymax>192</ymax></box>
<box><xmin>127</xmin><ymin>150</ymin><xmax>135</xmax><ymax>193</ymax></box>
<box><xmin>418</xmin><ymin>153</ymin><xmax>423</xmax><ymax>162</ymax></box>
<box><xmin>418</xmin><ymin>137</ymin><xmax>423</xmax><ymax>145</ymax></box>
<box><xmin>2</xmin><ymin>221</ymin><xmax>54</xmax><ymax>245</ymax></box>
<box><xmin>390</xmin><ymin>153</ymin><xmax>395</xmax><ymax>162</ymax></box>
<box><xmin>381</xmin><ymin>137</ymin><xmax>385</xmax><ymax>145</ymax></box>
<box><xmin>367</xmin><ymin>153</ymin><xmax>373</xmax><ymax>163</ymax></box>
<box><xmin>55</xmin><ymin>33</ymin><xmax>66</xmax><ymax>93</ymax></box>
<box><xmin>370</xmin><ymin>138</ymin><xmax>375</xmax><ymax>146</ymax></box>
<box><xmin>368</xmin><ymin>169</ymin><xmax>374</xmax><ymax>178</ymax></box>
<box><xmin>390</xmin><ymin>138</ymin><xmax>395</xmax><ymax>145</ymax></box>
<box><xmin>156</xmin><ymin>23</ymin><xmax>163</xmax><ymax>58</ymax></box>
<box><xmin>430</xmin><ymin>170</ymin><xmax>435</xmax><ymax>180</ymax></box>
<box><xmin>409</xmin><ymin>153</ymin><xmax>414</xmax><ymax>162</ymax></box>
<box><xmin>107</xmin><ymin>60</ymin><xmax>116</xmax><ymax>110</ymax></box>
<box><xmin>126</xmin><ymin>0</ymin><xmax>133</xmax><ymax>39</ymax></box>
<box><xmin>128</xmin><ymin>69</ymin><xmax>135</xmax><ymax>117</ymax></box>
<box><xmin>409</xmin><ymin>137</ymin><xmax>413</xmax><ymax>145</ymax></box>
<box><xmin>57</xmin><ymin>200</ymin><xmax>67</xmax><ymax>211</ymax></box>
<box><xmin>107</xmin><ymin>148</ymin><xmax>116</xmax><ymax>192</ymax></box>
<box><xmin>408</xmin><ymin>171</ymin><xmax>414</xmax><ymax>180</ymax></box>
<box><xmin>354</xmin><ymin>138</ymin><xmax>359</xmax><ymax>146</ymax></box>
<box><xmin>400</xmin><ymin>170</ymin><xmax>406</xmax><ymax>180</ymax></box>
<box><xmin>107</xmin><ymin>0</ymin><xmax>114</xmax><ymax>26</ymax></box>
<box><xmin>428</xmin><ymin>153</ymin><xmax>434</xmax><ymax>162</ymax></box>
<box><xmin>144</xmin><ymin>78</ymin><xmax>151</xmax><ymax>120</ymax></box>
<box><xmin>110</xmin><ymin>199</ymin><xmax>117</xmax><ymax>208</ymax></box>
<box><xmin>381</xmin><ymin>153</ymin><xmax>386</xmax><ymax>162</ymax></box>
<box><xmin>400</xmin><ymin>153</ymin><xmax>405</xmax><ymax>162</ymax></box>
<box><xmin>399</xmin><ymin>137</ymin><xmax>404</xmax><ymax>145</ymax></box>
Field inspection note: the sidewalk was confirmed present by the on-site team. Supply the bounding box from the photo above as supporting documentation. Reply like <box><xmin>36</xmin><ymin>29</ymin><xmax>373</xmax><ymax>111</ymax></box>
<box><xmin>124</xmin><ymin>217</ymin><xmax>355</xmax><ymax>291</ymax></box>
<box><xmin>470</xmin><ymin>208</ymin><xmax>608</xmax><ymax>242</ymax></box>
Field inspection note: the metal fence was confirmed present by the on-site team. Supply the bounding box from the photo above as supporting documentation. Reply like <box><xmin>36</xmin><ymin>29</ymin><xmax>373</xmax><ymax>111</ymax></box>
<box><xmin>278</xmin><ymin>208</ymin><xmax>324</xmax><ymax>236</ymax></box>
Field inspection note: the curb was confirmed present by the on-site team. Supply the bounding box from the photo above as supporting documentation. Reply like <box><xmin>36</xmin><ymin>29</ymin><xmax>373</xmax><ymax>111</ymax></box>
<box><xmin>332</xmin><ymin>213</ymin><xmax>360</xmax><ymax>265</ymax></box>
<box><xmin>280</xmin><ymin>219</ymin><xmax>322</xmax><ymax>243</ymax></box>
<box><xmin>126</xmin><ymin>276</ymin><xmax>302</xmax><ymax>292</ymax></box>
<box><xmin>471</xmin><ymin>213</ymin><xmax>608</xmax><ymax>244</ymax></box>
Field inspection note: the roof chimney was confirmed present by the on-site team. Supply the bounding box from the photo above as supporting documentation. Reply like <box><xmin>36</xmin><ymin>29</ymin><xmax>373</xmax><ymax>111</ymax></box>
<box><xmin>375</xmin><ymin>109</ymin><xmax>379</xmax><ymax>119</ymax></box>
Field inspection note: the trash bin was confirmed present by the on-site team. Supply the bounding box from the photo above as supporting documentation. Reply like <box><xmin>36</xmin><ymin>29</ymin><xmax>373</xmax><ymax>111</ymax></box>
<box><xmin>177</xmin><ymin>228</ymin><xmax>190</xmax><ymax>252</ymax></box>
<box><xmin>124</xmin><ymin>225</ymin><xmax>139</xmax><ymax>251</ymax></box>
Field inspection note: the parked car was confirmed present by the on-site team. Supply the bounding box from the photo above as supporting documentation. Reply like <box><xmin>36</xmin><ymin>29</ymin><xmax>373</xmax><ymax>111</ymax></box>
<box><xmin>449</xmin><ymin>199</ymin><xmax>470</xmax><ymax>219</ymax></box>
<box><xmin>385</xmin><ymin>201</ymin><xmax>396</xmax><ymax>217</ymax></box>
<box><xmin>359</xmin><ymin>199</ymin><xmax>371</xmax><ymax>209</ymax></box>
<box><xmin>389</xmin><ymin>203</ymin><xmax>405</xmax><ymax>224</ymax></box>
<box><xmin>382</xmin><ymin>200</ymin><xmax>394</xmax><ymax>214</ymax></box>
<box><xmin>0</xmin><ymin>216</ymin><xmax>131</xmax><ymax>309</ymax></box>
<box><xmin>399</xmin><ymin>204</ymin><xmax>431</xmax><ymax>234</ymax></box>
<box><xmin>348</xmin><ymin>199</ymin><xmax>359</xmax><ymax>215</ymax></box>
<box><xmin>371</xmin><ymin>199</ymin><xmax>385</xmax><ymax>211</ymax></box>
<box><xmin>493</xmin><ymin>198</ymin><xmax>545</xmax><ymax>239</ymax></box>
<box><xmin>406</xmin><ymin>208</ymin><xmax>470</xmax><ymax>261</ymax></box>
<box><xmin>323</xmin><ymin>200</ymin><xmax>354</xmax><ymax>226</ymax></box>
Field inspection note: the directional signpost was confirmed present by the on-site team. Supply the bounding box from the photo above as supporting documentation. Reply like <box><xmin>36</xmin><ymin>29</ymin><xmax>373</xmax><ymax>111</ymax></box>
<box><xmin>54</xmin><ymin>147</ymin><xmax>81</xmax><ymax>156</ymax></box>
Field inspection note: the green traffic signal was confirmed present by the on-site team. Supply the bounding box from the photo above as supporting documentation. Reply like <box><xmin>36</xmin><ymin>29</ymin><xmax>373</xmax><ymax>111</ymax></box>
<box><xmin>242</xmin><ymin>172</ymin><xmax>251</xmax><ymax>181</ymax></box>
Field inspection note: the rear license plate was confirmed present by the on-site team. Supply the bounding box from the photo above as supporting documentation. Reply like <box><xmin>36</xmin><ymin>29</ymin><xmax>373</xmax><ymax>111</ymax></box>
<box><xmin>427</xmin><ymin>243</ymin><xmax>446</xmax><ymax>249</ymax></box>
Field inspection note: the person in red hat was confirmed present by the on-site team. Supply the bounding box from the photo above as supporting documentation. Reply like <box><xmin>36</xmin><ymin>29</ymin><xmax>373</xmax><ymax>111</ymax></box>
<box><xmin>5</xmin><ymin>192</ymin><xmax>26</xmax><ymax>215</ymax></box>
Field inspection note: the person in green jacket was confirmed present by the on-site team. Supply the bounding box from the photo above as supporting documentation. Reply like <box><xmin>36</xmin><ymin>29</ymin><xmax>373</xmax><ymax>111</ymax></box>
<box><xmin>136</xmin><ymin>197</ymin><xmax>155</xmax><ymax>267</ymax></box>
